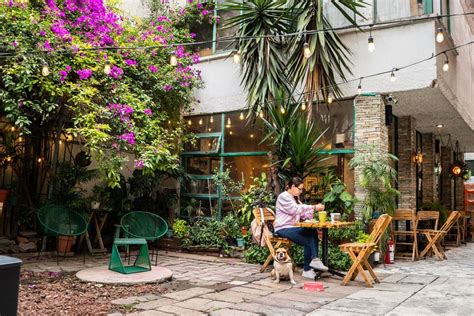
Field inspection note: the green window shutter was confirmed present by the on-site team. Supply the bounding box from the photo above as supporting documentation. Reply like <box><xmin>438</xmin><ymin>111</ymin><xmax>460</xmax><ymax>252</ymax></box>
<box><xmin>424</xmin><ymin>0</ymin><xmax>433</xmax><ymax>14</ymax></box>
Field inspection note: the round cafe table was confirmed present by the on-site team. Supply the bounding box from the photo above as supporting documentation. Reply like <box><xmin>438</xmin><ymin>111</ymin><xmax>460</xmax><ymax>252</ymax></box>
<box><xmin>294</xmin><ymin>221</ymin><xmax>354</xmax><ymax>278</ymax></box>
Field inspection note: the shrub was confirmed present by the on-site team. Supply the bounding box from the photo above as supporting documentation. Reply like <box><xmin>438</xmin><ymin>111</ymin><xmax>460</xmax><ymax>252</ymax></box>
<box><xmin>172</xmin><ymin>219</ymin><xmax>189</xmax><ymax>239</ymax></box>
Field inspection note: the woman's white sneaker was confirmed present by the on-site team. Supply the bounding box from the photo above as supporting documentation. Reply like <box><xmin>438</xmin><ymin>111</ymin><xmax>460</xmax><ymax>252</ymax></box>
<box><xmin>309</xmin><ymin>258</ymin><xmax>329</xmax><ymax>271</ymax></box>
<box><xmin>302</xmin><ymin>269</ymin><xmax>317</xmax><ymax>279</ymax></box>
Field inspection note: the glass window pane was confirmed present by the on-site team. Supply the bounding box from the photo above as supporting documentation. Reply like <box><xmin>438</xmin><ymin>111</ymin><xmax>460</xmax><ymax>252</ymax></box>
<box><xmin>224</xmin><ymin>156</ymin><xmax>269</xmax><ymax>192</ymax></box>
<box><xmin>224</xmin><ymin>112</ymin><xmax>270</xmax><ymax>152</ymax></box>
<box><xmin>181</xmin><ymin>197</ymin><xmax>219</xmax><ymax>217</ymax></box>
<box><xmin>184</xmin><ymin>136</ymin><xmax>220</xmax><ymax>153</ymax></box>
<box><xmin>216</xmin><ymin>0</ymin><xmax>238</xmax><ymax>53</ymax></box>
<box><xmin>184</xmin><ymin>178</ymin><xmax>217</xmax><ymax>195</ymax></box>
<box><xmin>186</xmin><ymin>115</ymin><xmax>222</xmax><ymax>134</ymax></box>
<box><xmin>184</xmin><ymin>157</ymin><xmax>220</xmax><ymax>174</ymax></box>
<box><xmin>313</xmin><ymin>99</ymin><xmax>354</xmax><ymax>150</ymax></box>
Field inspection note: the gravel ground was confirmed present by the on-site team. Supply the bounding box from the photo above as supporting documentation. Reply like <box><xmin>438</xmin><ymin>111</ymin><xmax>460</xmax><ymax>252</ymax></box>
<box><xmin>18</xmin><ymin>271</ymin><xmax>169</xmax><ymax>315</ymax></box>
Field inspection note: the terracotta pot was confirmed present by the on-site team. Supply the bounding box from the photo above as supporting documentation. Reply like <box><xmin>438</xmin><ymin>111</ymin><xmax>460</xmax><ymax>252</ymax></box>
<box><xmin>0</xmin><ymin>189</ymin><xmax>10</xmax><ymax>204</ymax></box>
<box><xmin>57</xmin><ymin>235</ymin><xmax>75</xmax><ymax>253</ymax></box>
<box><xmin>241</xmin><ymin>227</ymin><xmax>248</xmax><ymax>236</ymax></box>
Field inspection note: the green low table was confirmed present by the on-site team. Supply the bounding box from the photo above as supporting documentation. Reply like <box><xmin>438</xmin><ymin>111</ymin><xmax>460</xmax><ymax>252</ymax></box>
<box><xmin>108</xmin><ymin>238</ymin><xmax>151</xmax><ymax>274</ymax></box>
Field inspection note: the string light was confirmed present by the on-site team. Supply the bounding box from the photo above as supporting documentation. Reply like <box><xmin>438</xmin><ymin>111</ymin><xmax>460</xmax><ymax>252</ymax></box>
<box><xmin>6</xmin><ymin>156</ymin><xmax>11</xmax><ymax>162</ymax></box>
<box><xmin>367</xmin><ymin>29</ymin><xmax>375</xmax><ymax>53</ymax></box>
<box><xmin>229</xmin><ymin>131</ymin><xmax>233</xmax><ymax>135</ymax></box>
<box><xmin>37</xmin><ymin>157</ymin><xmax>42</xmax><ymax>163</ymax></box>
<box><xmin>104</xmin><ymin>60</ymin><xmax>112</xmax><ymax>75</ymax></box>
<box><xmin>301</xmin><ymin>101</ymin><xmax>306</xmax><ymax>111</ymax></box>
<box><xmin>259</xmin><ymin>111</ymin><xmax>264</xmax><ymax>118</ymax></box>
<box><xmin>226</xmin><ymin>117</ymin><xmax>231</xmax><ymax>128</ymax></box>
<box><xmin>239</xmin><ymin>112</ymin><xmax>244</xmax><ymax>120</ymax></box>
<box><xmin>198</xmin><ymin>118</ymin><xmax>203</xmax><ymax>125</ymax></box>
<box><xmin>303</xmin><ymin>42</ymin><xmax>312</xmax><ymax>58</ymax></box>
<box><xmin>170</xmin><ymin>54</ymin><xmax>178</xmax><ymax>66</ymax></box>
<box><xmin>390</xmin><ymin>68</ymin><xmax>396</xmax><ymax>82</ymax></box>
<box><xmin>208</xmin><ymin>128</ymin><xmax>212</xmax><ymax>132</ymax></box>
<box><xmin>10</xmin><ymin>126</ymin><xmax>15</xmax><ymax>132</ymax></box>
<box><xmin>436</xmin><ymin>27</ymin><xmax>444</xmax><ymax>43</ymax></box>
<box><xmin>442</xmin><ymin>53</ymin><xmax>449</xmax><ymax>72</ymax></box>
<box><xmin>188</xmin><ymin>119</ymin><xmax>192</xmax><ymax>125</ymax></box>
<box><xmin>280</xmin><ymin>106</ymin><xmax>285</xmax><ymax>114</ymax></box>
<box><xmin>41</xmin><ymin>61</ymin><xmax>50</xmax><ymax>76</ymax></box>
<box><xmin>233</xmin><ymin>50</ymin><xmax>241</xmax><ymax>64</ymax></box>
<box><xmin>357</xmin><ymin>78</ymin><xmax>362</xmax><ymax>95</ymax></box>
<box><xmin>210</xmin><ymin>115</ymin><xmax>214</xmax><ymax>123</ymax></box>
<box><xmin>250</xmin><ymin>134</ymin><xmax>254</xmax><ymax>138</ymax></box>
<box><xmin>18</xmin><ymin>137</ymin><xmax>22</xmax><ymax>142</ymax></box>
<box><xmin>327</xmin><ymin>95</ymin><xmax>333</xmax><ymax>104</ymax></box>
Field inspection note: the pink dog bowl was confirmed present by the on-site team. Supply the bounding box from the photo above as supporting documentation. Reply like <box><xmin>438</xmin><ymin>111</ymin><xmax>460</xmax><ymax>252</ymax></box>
<box><xmin>303</xmin><ymin>281</ymin><xmax>324</xmax><ymax>292</ymax></box>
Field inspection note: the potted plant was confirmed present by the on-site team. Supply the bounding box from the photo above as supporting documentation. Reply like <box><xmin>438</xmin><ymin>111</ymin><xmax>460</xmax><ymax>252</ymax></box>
<box><xmin>322</xmin><ymin>178</ymin><xmax>354</xmax><ymax>220</ymax></box>
<box><xmin>91</xmin><ymin>185</ymin><xmax>109</xmax><ymax>210</ymax></box>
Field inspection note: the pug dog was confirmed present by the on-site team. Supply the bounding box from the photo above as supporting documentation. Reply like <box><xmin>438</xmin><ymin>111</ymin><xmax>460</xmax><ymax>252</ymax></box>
<box><xmin>270</xmin><ymin>248</ymin><xmax>296</xmax><ymax>285</ymax></box>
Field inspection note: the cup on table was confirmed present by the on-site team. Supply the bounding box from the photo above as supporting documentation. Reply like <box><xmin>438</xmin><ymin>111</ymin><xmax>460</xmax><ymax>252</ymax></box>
<box><xmin>330</xmin><ymin>213</ymin><xmax>341</xmax><ymax>223</ymax></box>
<box><xmin>319</xmin><ymin>211</ymin><xmax>327</xmax><ymax>223</ymax></box>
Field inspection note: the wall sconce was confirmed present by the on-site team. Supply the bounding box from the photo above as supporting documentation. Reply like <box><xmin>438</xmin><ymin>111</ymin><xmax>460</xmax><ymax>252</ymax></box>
<box><xmin>434</xmin><ymin>162</ymin><xmax>442</xmax><ymax>176</ymax></box>
<box><xmin>412</xmin><ymin>152</ymin><xmax>423</xmax><ymax>165</ymax></box>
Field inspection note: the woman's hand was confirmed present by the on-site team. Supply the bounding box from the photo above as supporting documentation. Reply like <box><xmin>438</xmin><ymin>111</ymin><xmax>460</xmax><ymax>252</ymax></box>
<box><xmin>313</xmin><ymin>203</ymin><xmax>325</xmax><ymax>212</ymax></box>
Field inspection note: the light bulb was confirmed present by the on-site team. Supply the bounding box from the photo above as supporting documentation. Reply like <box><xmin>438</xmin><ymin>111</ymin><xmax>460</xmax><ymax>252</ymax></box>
<box><xmin>18</xmin><ymin>137</ymin><xmax>22</xmax><ymax>142</ymax></box>
<box><xmin>280</xmin><ymin>106</ymin><xmax>285</xmax><ymax>114</ymax></box>
<box><xmin>6</xmin><ymin>156</ymin><xmax>11</xmax><ymax>162</ymax></box>
<box><xmin>436</xmin><ymin>28</ymin><xmax>444</xmax><ymax>43</ymax></box>
<box><xmin>104</xmin><ymin>61</ymin><xmax>112</xmax><ymax>75</ymax></box>
<box><xmin>239</xmin><ymin>112</ymin><xmax>244</xmax><ymax>120</ymax></box>
<box><xmin>10</xmin><ymin>126</ymin><xmax>15</xmax><ymax>132</ymax></box>
<box><xmin>210</xmin><ymin>115</ymin><xmax>214</xmax><ymax>123</ymax></box>
<box><xmin>250</xmin><ymin>134</ymin><xmax>254</xmax><ymax>138</ymax></box>
<box><xmin>208</xmin><ymin>128</ymin><xmax>212</xmax><ymax>132</ymax></box>
<box><xmin>227</xmin><ymin>117</ymin><xmax>231</xmax><ymax>125</ymax></box>
<box><xmin>368</xmin><ymin>35</ymin><xmax>375</xmax><ymax>53</ymax></box>
<box><xmin>259</xmin><ymin>111</ymin><xmax>264</xmax><ymax>118</ymax></box>
<box><xmin>37</xmin><ymin>157</ymin><xmax>42</xmax><ymax>163</ymax></box>
<box><xmin>229</xmin><ymin>131</ymin><xmax>233</xmax><ymax>135</ymax></box>
<box><xmin>357</xmin><ymin>84</ymin><xmax>362</xmax><ymax>95</ymax></box>
<box><xmin>303</xmin><ymin>42</ymin><xmax>312</xmax><ymax>59</ymax></box>
<box><xmin>188</xmin><ymin>119</ymin><xmax>192</xmax><ymax>125</ymax></box>
<box><xmin>41</xmin><ymin>61</ymin><xmax>50</xmax><ymax>76</ymax></box>
<box><xmin>170</xmin><ymin>54</ymin><xmax>178</xmax><ymax>66</ymax></box>
<box><xmin>233</xmin><ymin>50</ymin><xmax>241</xmax><ymax>64</ymax></box>
<box><xmin>198</xmin><ymin>118</ymin><xmax>203</xmax><ymax>125</ymax></box>
<box><xmin>390</xmin><ymin>71</ymin><xmax>396</xmax><ymax>82</ymax></box>
<box><xmin>443</xmin><ymin>59</ymin><xmax>449</xmax><ymax>72</ymax></box>
<box><xmin>327</xmin><ymin>95</ymin><xmax>333</xmax><ymax>104</ymax></box>
<box><xmin>301</xmin><ymin>102</ymin><xmax>306</xmax><ymax>111</ymax></box>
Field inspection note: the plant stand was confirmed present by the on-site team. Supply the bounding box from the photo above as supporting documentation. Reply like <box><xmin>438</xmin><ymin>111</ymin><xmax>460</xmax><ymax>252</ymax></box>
<box><xmin>109</xmin><ymin>238</ymin><xmax>151</xmax><ymax>274</ymax></box>
<box><xmin>77</xmin><ymin>210</ymin><xmax>108</xmax><ymax>255</ymax></box>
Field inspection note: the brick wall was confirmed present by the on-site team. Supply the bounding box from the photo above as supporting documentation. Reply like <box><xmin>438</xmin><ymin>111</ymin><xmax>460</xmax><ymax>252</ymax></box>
<box><xmin>441</xmin><ymin>146</ymin><xmax>453</xmax><ymax>209</ymax></box>
<box><xmin>353</xmin><ymin>95</ymin><xmax>389</xmax><ymax>217</ymax></box>
<box><xmin>454</xmin><ymin>152</ymin><xmax>465</xmax><ymax>210</ymax></box>
<box><xmin>397</xmin><ymin>116</ymin><xmax>417</xmax><ymax>209</ymax></box>
<box><xmin>422</xmin><ymin>133</ymin><xmax>436</xmax><ymax>205</ymax></box>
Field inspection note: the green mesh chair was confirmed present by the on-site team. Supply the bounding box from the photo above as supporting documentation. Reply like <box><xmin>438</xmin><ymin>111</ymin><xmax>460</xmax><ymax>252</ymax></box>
<box><xmin>37</xmin><ymin>205</ymin><xmax>88</xmax><ymax>263</ymax></box>
<box><xmin>109</xmin><ymin>211</ymin><xmax>167</xmax><ymax>274</ymax></box>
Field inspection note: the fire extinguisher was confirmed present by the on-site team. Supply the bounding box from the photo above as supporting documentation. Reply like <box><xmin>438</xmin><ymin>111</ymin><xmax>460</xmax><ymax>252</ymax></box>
<box><xmin>385</xmin><ymin>238</ymin><xmax>395</xmax><ymax>264</ymax></box>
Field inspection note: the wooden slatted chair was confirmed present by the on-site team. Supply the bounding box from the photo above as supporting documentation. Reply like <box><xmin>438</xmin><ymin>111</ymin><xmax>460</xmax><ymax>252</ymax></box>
<box><xmin>416</xmin><ymin>211</ymin><xmax>439</xmax><ymax>230</ymax></box>
<box><xmin>252</xmin><ymin>207</ymin><xmax>292</xmax><ymax>273</ymax></box>
<box><xmin>418</xmin><ymin>211</ymin><xmax>461</xmax><ymax>260</ymax></box>
<box><xmin>391</xmin><ymin>209</ymin><xmax>418</xmax><ymax>261</ymax></box>
<box><xmin>340</xmin><ymin>214</ymin><xmax>392</xmax><ymax>287</ymax></box>
<box><xmin>445</xmin><ymin>210</ymin><xmax>467</xmax><ymax>247</ymax></box>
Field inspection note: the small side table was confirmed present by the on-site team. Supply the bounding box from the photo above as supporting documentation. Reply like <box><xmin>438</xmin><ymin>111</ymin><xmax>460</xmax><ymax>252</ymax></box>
<box><xmin>78</xmin><ymin>209</ymin><xmax>108</xmax><ymax>255</ymax></box>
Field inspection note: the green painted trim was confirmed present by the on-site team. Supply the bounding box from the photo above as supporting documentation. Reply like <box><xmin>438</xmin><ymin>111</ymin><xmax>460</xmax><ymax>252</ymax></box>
<box><xmin>195</xmin><ymin>132</ymin><xmax>222</xmax><ymax>138</ymax></box>
<box><xmin>188</xmin><ymin>175</ymin><xmax>214</xmax><ymax>180</ymax></box>
<box><xmin>321</xmin><ymin>149</ymin><xmax>355</xmax><ymax>155</ymax></box>
<box><xmin>221</xmin><ymin>151</ymin><xmax>268</xmax><ymax>157</ymax></box>
<box><xmin>361</xmin><ymin>92</ymin><xmax>377</xmax><ymax>96</ymax></box>
<box><xmin>424</xmin><ymin>0</ymin><xmax>433</xmax><ymax>14</ymax></box>
<box><xmin>181</xmin><ymin>151</ymin><xmax>220</xmax><ymax>156</ymax></box>
<box><xmin>182</xmin><ymin>193</ymin><xmax>219</xmax><ymax>199</ymax></box>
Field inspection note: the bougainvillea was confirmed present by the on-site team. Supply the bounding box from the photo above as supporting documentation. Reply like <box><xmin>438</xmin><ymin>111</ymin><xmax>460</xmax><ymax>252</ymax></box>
<box><xmin>0</xmin><ymin>0</ymin><xmax>202</xmax><ymax>187</ymax></box>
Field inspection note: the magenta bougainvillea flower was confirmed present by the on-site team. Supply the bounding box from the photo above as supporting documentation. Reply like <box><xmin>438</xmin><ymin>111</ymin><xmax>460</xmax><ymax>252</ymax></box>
<box><xmin>143</xmin><ymin>108</ymin><xmax>152</xmax><ymax>116</ymax></box>
<box><xmin>163</xmin><ymin>85</ymin><xmax>173</xmax><ymax>91</ymax></box>
<box><xmin>58</xmin><ymin>70</ymin><xmax>68</xmax><ymax>82</ymax></box>
<box><xmin>76</xmin><ymin>69</ymin><xmax>93</xmax><ymax>80</ymax></box>
<box><xmin>109</xmin><ymin>65</ymin><xmax>123</xmax><ymax>79</ymax></box>
<box><xmin>149</xmin><ymin>65</ymin><xmax>158</xmax><ymax>73</ymax></box>
<box><xmin>124</xmin><ymin>59</ymin><xmax>137</xmax><ymax>66</ymax></box>
<box><xmin>118</xmin><ymin>132</ymin><xmax>136</xmax><ymax>145</ymax></box>
<box><xmin>134</xmin><ymin>159</ymin><xmax>144</xmax><ymax>169</ymax></box>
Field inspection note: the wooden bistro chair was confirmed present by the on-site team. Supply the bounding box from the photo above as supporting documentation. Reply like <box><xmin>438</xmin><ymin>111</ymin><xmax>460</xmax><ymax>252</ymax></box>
<box><xmin>416</xmin><ymin>211</ymin><xmax>439</xmax><ymax>231</ymax></box>
<box><xmin>391</xmin><ymin>209</ymin><xmax>419</xmax><ymax>261</ymax></box>
<box><xmin>340</xmin><ymin>214</ymin><xmax>392</xmax><ymax>288</ymax></box>
<box><xmin>445</xmin><ymin>210</ymin><xmax>467</xmax><ymax>247</ymax></box>
<box><xmin>252</xmin><ymin>207</ymin><xmax>292</xmax><ymax>273</ymax></box>
<box><xmin>418</xmin><ymin>211</ymin><xmax>461</xmax><ymax>261</ymax></box>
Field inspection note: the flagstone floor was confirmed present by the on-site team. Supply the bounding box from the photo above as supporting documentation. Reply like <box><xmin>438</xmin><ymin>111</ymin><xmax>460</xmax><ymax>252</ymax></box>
<box><xmin>17</xmin><ymin>245</ymin><xmax>474</xmax><ymax>315</ymax></box>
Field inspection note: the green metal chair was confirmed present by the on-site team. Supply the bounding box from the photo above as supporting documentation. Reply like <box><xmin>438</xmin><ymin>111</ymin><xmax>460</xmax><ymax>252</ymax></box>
<box><xmin>109</xmin><ymin>211</ymin><xmax>167</xmax><ymax>274</ymax></box>
<box><xmin>37</xmin><ymin>205</ymin><xmax>88</xmax><ymax>263</ymax></box>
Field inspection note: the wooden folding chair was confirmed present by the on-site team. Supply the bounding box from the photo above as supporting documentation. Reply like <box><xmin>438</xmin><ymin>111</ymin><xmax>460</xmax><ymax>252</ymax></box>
<box><xmin>340</xmin><ymin>214</ymin><xmax>392</xmax><ymax>287</ymax></box>
<box><xmin>418</xmin><ymin>211</ymin><xmax>461</xmax><ymax>260</ymax></box>
<box><xmin>252</xmin><ymin>207</ymin><xmax>292</xmax><ymax>273</ymax></box>
<box><xmin>391</xmin><ymin>209</ymin><xmax>418</xmax><ymax>261</ymax></box>
<box><xmin>445</xmin><ymin>210</ymin><xmax>467</xmax><ymax>247</ymax></box>
<box><xmin>417</xmin><ymin>211</ymin><xmax>439</xmax><ymax>230</ymax></box>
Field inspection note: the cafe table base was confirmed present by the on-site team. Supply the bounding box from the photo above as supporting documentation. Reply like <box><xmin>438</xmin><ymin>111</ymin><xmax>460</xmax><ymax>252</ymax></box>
<box><xmin>294</xmin><ymin>221</ymin><xmax>355</xmax><ymax>279</ymax></box>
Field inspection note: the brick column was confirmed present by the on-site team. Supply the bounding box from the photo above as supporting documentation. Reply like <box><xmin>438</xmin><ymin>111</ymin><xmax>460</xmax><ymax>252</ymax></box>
<box><xmin>441</xmin><ymin>146</ymin><xmax>453</xmax><ymax>209</ymax></box>
<box><xmin>422</xmin><ymin>133</ymin><xmax>436</xmax><ymax>205</ymax></box>
<box><xmin>353</xmin><ymin>95</ymin><xmax>389</xmax><ymax>217</ymax></box>
<box><xmin>397</xmin><ymin>116</ymin><xmax>417</xmax><ymax>209</ymax></box>
<box><xmin>454</xmin><ymin>152</ymin><xmax>465</xmax><ymax>210</ymax></box>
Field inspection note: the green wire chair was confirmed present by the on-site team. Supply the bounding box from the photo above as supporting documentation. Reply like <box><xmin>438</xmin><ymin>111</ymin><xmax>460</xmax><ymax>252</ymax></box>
<box><xmin>37</xmin><ymin>204</ymin><xmax>88</xmax><ymax>263</ymax></box>
<box><xmin>109</xmin><ymin>211</ymin><xmax>167</xmax><ymax>273</ymax></box>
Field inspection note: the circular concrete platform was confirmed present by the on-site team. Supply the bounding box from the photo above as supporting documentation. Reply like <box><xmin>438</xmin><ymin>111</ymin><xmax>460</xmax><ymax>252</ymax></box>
<box><xmin>76</xmin><ymin>265</ymin><xmax>173</xmax><ymax>284</ymax></box>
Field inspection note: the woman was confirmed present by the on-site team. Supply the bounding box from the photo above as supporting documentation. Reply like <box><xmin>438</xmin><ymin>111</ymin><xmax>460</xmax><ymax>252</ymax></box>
<box><xmin>274</xmin><ymin>177</ymin><xmax>328</xmax><ymax>279</ymax></box>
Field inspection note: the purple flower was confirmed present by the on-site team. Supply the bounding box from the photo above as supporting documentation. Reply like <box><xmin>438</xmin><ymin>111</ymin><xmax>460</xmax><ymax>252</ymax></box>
<box><xmin>201</xmin><ymin>9</ymin><xmax>209</xmax><ymax>15</ymax></box>
<box><xmin>192</xmin><ymin>54</ymin><xmax>200</xmax><ymax>64</ymax></box>
<box><xmin>143</xmin><ymin>108</ymin><xmax>152</xmax><ymax>116</ymax></box>
<box><xmin>149</xmin><ymin>65</ymin><xmax>158</xmax><ymax>73</ymax></box>
<box><xmin>109</xmin><ymin>66</ymin><xmax>123</xmax><ymax>79</ymax></box>
<box><xmin>197</xmin><ymin>3</ymin><xmax>203</xmax><ymax>9</ymax></box>
<box><xmin>187</xmin><ymin>0</ymin><xmax>194</xmax><ymax>3</ymax></box>
<box><xmin>134</xmin><ymin>160</ymin><xmax>144</xmax><ymax>169</ymax></box>
<box><xmin>18</xmin><ymin>101</ymin><xmax>24</xmax><ymax>108</ymax></box>
<box><xmin>163</xmin><ymin>85</ymin><xmax>173</xmax><ymax>91</ymax></box>
<box><xmin>51</xmin><ymin>21</ymin><xmax>70</xmax><ymax>40</ymax></box>
<box><xmin>11</xmin><ymin>41</ymin><xmax>18</xmax><ymax>48</ymax></box>
<box><xmin>178</xmin><ymin>8</ymin><xmax>185</xmax><ymax>16</ymax></box>
<box><xmin>118</xmin><ymin>132</ymin><xmax>136</xmax><ymax>145</ymax></box>
<box><xmin>124</xmin><ymin>59</ymin><xmax>137</xmax><ymax>66</ymax></box>
<box><xmin>39</xmin><ymin>30</ymin><xmax>46</xmax><ymax>36</ymax></box>
<box><xmin>190</xmin><ymin>32</ymin><xmax>196</xmax><ymax>39</ymax></box>
<box><xmin>58</xmin><ymin>70</ymin><xmax>68</xmax><ymax>82</ymax></box>
<box><xmin>76</xmin><ymin>69</ymin><xmax>93</xmax><ymax>80</ymax></box>
<box><xmin>43</xmin><ymin>40</ymin><xmax>52</xmax><ymax>51</ymax></box>
<box><xmin>65</xmin><ymin>65</ymin><xmax>71</xmax><ymax>71</ymax></box>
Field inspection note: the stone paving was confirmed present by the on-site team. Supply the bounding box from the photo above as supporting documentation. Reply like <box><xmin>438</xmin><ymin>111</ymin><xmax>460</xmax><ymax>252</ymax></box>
<box><xmin>20</xmin><ymin>246</ymin><xmax>474</xmax><ymax>315</ymax></box>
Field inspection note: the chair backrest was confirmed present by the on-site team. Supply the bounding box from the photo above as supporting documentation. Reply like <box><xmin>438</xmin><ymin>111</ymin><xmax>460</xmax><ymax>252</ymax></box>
<box><xmin>439</xmin><ymin>211</ymin><xmax>461</xmax><ymax>233</ymax></box>
<box><xmin>417</xmin><ymin>211</ymin><xmax>439</xmax><ymax>230</ymax></box>
<box><xmin>120</xmin><ymin>211</ymin><xmax>168</xmax><ymax>240</ymax></box>
<box><xmin>252</xmin><ymin>207</ymin><xmax>275</xmax><ymax>239</ymax></box>
<box><xmin>368</xmin><ymin>214</ymin><xmax>392</xmax><ymax>245</ymax></box>
<box><xmin>393</xmin><ymin>209</ymin><xmax>417</xmax><ymax>221</ymax></box>
<box><xmin>37</xmin><ymin>204</ymin><xmax>88</xmax><ymax>236</ymax></box>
